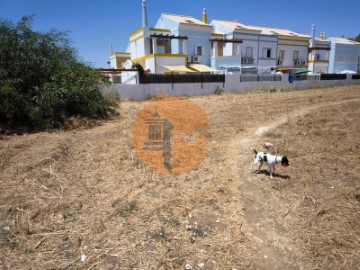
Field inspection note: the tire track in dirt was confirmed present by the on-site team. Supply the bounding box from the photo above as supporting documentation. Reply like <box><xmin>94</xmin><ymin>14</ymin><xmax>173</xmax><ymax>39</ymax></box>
<box><xmin>233</xmin><ymin>98</ymin><xmax>360</xmax><ymax>269</ymax></box>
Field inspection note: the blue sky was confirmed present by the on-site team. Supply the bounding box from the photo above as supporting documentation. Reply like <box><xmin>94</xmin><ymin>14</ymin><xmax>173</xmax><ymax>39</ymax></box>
<box><xmin>1</xmin><ymin>0</ymin><xmax>359</xmax><ymax>68</ymax></box>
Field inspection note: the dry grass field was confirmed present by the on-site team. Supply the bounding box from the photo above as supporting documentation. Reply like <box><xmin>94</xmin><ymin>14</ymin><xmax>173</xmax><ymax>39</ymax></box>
<box><xmin>1</xmin><ymin>85</ymin><xmax>359</xmax><ymax>270</ymax></box>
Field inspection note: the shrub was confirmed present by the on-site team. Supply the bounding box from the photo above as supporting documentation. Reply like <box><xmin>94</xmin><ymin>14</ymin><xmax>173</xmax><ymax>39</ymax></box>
<box><xmin>0</xmin><ymin>16</ymin><xmax>118</xmax><ymax>131</ymax></box>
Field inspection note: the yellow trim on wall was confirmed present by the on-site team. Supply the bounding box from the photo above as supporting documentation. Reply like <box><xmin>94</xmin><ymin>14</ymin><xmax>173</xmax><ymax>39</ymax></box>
<box><xmin>154</xmin><ymin>53</ymin><xmax>187</xmax><ymax>58</ymax></box>
<box><xmin>149</xmin><ymin>28</ymin><xmax>171</xmax><ymax>32</ymax></box>
<box><xmin>132</xmin><ymin>54</ymin><xmax>187</xmax><ymax>63</ymax></box>
<box><xmin>132</xmin><ymin>54</ymin><xmax>188</xmax><ymax>73</ymax></box>
<box><xmin>308</xmin><ymin>60</ymin><xmax>329</xmax><ymax>63</ymax></box>
<box><xmin>111</xmin><ymin>52</ymin><xmax>130</xmax><ymax>56</ymax></box>
<box><xmin>129</xmin><ymin>27</ymin><xmax>144</xmax><ymax>38</ymax></box>
<box><xmin>278</xmin><ymin>44</ymin><xmax>309</xmax><ymax>47</ymax></box>
<box><xmin>279</xmin><ymin>37</ymin><xmax>310</xmax><ymax>42</ymax></box>
<box><xmin>130</xmin><ymin>35</ymin><xmax>144</xmax><ymax>43</ymax></box>
<box><xmin>211</xmin><ymin>33</ymin><xmax>224</xmax><ymax>37</ymax></box>
<box><xmin>154</xmin><ymin>56</ymin><xmax>157</xmax><ymax>74</ymax></box>
<box><xmin>132</xmin><ymin>55</ymin><xmax>148</xmax><ymax>63</ymax></box>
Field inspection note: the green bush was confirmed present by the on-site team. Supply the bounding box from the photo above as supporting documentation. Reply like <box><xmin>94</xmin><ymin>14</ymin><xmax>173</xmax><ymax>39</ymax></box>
<box><xmin>0</xmin><ymin>16</ymin><xmax>118</xmax><ymax>131</ymax></box>
<box><xmin>0</xmin><ymin>84</ymin><xmax>26</xmax><ymax>124</ymax></box>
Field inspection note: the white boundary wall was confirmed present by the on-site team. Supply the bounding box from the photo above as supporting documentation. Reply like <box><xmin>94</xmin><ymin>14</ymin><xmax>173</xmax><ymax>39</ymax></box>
<box><xmin>102</xmin><ymin>74</ymin><xmax>360</xmax><ymax>100</ymax></box>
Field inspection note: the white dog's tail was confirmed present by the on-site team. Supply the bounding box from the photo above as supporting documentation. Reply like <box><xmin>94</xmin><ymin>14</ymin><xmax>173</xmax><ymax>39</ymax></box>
<box><xmin>250</xmin><ymin>147</ymin><xmax>258</xmax><ymax>155</ymax></box>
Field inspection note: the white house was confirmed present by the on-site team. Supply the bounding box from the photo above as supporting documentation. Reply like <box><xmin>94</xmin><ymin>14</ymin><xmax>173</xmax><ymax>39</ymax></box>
<box><xmin>328</xmin><ymin>37</ymin><xmax>360</xmax><ymax>73</ymax></box>
<box><xmin>211</xmin><ymin>20</ymin><xmax>277</xmax><ymax>74</ymax></box>
<box><xmin>153</xmin><ymin>12</ymin><xmax>215</xmax><ymax>73</ymax></box>
<box><xmin>127</xmin><ymin>0</ymin><xmax>190</xmax><ymax>74</ymax></box>
<box><xmin>128</xmin><ymin>25</ymin><xmax>193</xmax><ymax>74</ymax></box>
<box><xmin>113</xmin><ymin>1</ymin><xmax>359</xmax><ymax>78</ymax></box>
<box><xmin>308</xmin><ymin>25</ymin><xmax>331</xmax><ymax>74</ymax></box>
<box><xmin>244</xmin><ymin>25</ymin><xmax>310</xmax><ymax>72</ymax></box>
<box><xmin>128</xmin><ymin>13</ymin><xmax>217</xmax><ymax>74</ymax></box>
<box><xmin>124</xmin><ymin>1</ymin><xmax>219</xmax><ymax>74</ymax></box>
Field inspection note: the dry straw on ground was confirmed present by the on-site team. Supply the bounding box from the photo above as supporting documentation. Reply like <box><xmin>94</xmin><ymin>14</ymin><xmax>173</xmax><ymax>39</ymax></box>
<box><xmin>1</xmin><ymin>85</ymin><xmax>359</xmax><ymax>269</ymax></box>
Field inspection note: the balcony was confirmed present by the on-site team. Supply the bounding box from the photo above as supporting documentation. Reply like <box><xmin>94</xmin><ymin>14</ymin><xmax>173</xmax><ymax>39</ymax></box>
<box><xmin>211</xmin><ymin>55</ymin><xmax>242</xmax><ymax>70</ymax></box>
<box><xmin>241</xmin><ymin>57</ymin><xmax>254</xmax><ymax>64</ymax></box>
<box><xmin>294</xmin><ymin>59</ymin><xmax>306</xmax><ymax>66</ymax></box>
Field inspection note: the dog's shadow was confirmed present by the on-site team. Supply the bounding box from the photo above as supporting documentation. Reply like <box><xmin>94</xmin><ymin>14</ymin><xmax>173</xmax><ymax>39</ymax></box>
<box><xmin>254</xmin><ymin>170</ymin><xmax>291</xmax><ymax>180</ymax></box>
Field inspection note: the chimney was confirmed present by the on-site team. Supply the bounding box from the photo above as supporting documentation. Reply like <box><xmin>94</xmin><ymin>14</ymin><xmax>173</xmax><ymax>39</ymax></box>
<box><xmin>202</xmin><ymin>8</ymin><xmax>207</xmax><ymax>24</ymax></box>
<box><xmin>142</xmin><ymin>0</ymin><xmax>148</xmax><ymax>28</ymax></box>
<box><xmin>311</xmin><ymin>24</ymin><xmax>315</xmax><ymax>47</ymax></box>
<box><xmin>109</xmin><ymin>40</ymin><xmax>113</xmax><ymax>55</ymax></box>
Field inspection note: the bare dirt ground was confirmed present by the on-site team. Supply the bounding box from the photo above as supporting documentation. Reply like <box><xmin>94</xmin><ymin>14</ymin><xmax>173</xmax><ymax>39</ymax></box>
<box><xmin>1</xmin><ymin>85</ymin><xmax>359</xmax><ymax>270</ymax></box>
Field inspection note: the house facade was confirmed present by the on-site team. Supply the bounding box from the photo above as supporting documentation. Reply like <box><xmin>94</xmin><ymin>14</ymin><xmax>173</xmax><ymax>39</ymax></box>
<box><xmin>127</xmin><ymin>11</ymin><xmax>216</xmax><ymax>74</ymax></box>
<box><xmin>211</xmin><ymin>20</ymin><xmax>277</xmax><ymax>74</ymax></box>
<box><xmin>211</xmin><ymin>21</ymin><xmax>313</xmax><ymax>73</ymax></box>
<box><xmin>128</xmin><ymin>25</ymin><xmax>192</xmax><ymax>74</ymax></box>
<box><xmin>154</xmin><ymin>13</ymin><xmax>214</xmax><ymax>71</ymax></box>
<box><xmin>245</xmin><ymin>25</ymin><xmax>310</xmax><ymax>72</ymax></box>
<box><xmin>307</xmin><ymin>25</ymin><xmax>331</xmax><ymax>74</ymax></box>
<box><xmin>112</xmin><ymin>0</ymin><xmax>359</xmax><ymax>76</ymax></box>
<box><xmin>328</xmin><ymin>37</ymin><xmax>360</xmax><ymax>73</ymax></box>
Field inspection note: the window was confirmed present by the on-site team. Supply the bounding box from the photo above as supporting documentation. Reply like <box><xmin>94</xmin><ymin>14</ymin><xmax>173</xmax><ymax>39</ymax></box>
<box><xmin>316</xmin><ymin>54</ymin><xmax>321</xmax><ymax>61</ymax></box>
<box><xmin>337</xmin><ymin>55</ymin><xmax>344</xmax><ymax>62</ymax></box>
<box><xmin>233</xmin><ymin>44</ymin><xmax>241</xmax><ymax>56</ymax></box>
<box><xmin>293</xmin><ymin>51</ymin><xmax>299</xmax><ymax>60</ymax></box>
<box><xmin>242</xmin><ymin>47</ymin><xmax>254</xmax><ymax>64</ymax></box>
<box><xmin>195</xmin><ymin>45</ymin><xmax>203</xmax><ymax>56</ymax></box>
<box><xmin>245</xmin><ymin>47</ymin><xmax>253</xmax><ymax>58</ymax></box>
<box><xmin>263</xmin><ymin>48</ymin><xmax>271</xmax><ymax>58</ymax></box>
<box><xmin>279</xmin><ymin>50</ymin><xmax>285</xmax><ymax>59</ymax></box>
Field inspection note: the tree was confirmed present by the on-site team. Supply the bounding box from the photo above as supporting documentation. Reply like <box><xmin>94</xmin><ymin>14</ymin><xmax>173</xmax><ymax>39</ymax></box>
<box><xmin>0</xmin><ymin>16</ymin><xmax>118</xmax><ymax>131</ymax></box>
<box><xmin>355</xmin><ymin>34</ymin><xmax>360</xmax><ymax>42</ymax></box>
<box><xmin>349</xmin><ymin>34</ymin><xmax>360</xmax><ymax>42</ymax></box>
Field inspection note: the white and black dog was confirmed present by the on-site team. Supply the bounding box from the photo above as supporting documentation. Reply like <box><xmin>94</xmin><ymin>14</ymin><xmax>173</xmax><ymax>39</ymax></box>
<box><xmin>250</xmin><ymin>148</ymin><xmax>289</xmax><ymax>178</ymax></box>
